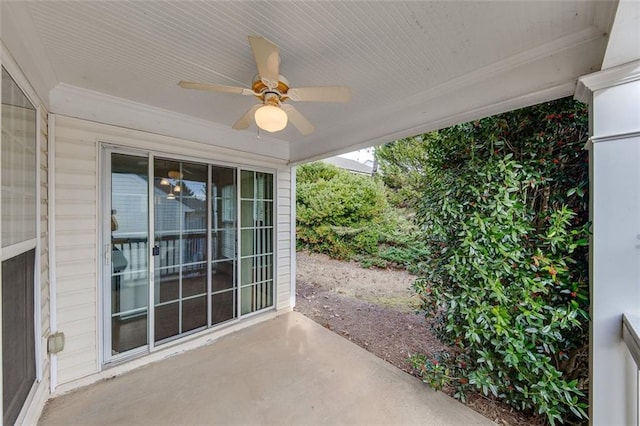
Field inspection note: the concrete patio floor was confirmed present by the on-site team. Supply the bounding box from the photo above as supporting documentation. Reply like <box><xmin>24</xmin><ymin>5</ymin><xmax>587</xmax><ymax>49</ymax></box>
<box><xmin>39</xmin><ymin>312</ymin><xmax>493</xmax><ymax>425</ymax></box>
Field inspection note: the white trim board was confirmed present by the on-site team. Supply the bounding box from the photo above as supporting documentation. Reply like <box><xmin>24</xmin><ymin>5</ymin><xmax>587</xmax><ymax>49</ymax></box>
<box><xmin>575</xmin><ymin>59</ymin><xmax>640</xmax><ymax>102</ymax></box>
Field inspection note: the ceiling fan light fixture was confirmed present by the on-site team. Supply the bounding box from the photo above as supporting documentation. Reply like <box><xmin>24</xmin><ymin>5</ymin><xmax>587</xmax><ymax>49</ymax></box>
<box><xmin>254</xmin><ymin>104</ymin><xmax>287</xmax><ymax>132</ymax></box>
<box><xmin>178</xmin><ymin>36</ymin><xmax>349</xmax><ymax>135</ymax></box>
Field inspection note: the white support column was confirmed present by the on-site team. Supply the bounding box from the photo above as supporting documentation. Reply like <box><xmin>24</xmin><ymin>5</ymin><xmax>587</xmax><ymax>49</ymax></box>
<box><xmin>290</xmin><ymin>165</ymin><xmax>297</xmax><ymax>309</ymax></box>
<box><xmin>576</xmin><ymin>60</ymin><xmax>640</xmax><ymax>425</ymax></box>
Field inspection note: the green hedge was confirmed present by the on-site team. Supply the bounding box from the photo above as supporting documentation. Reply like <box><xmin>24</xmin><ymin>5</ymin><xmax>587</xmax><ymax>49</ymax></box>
<box><xmin>409</xmin><ymin>98</ymin><xmax>589</xmax><ymax>424</ymax></box>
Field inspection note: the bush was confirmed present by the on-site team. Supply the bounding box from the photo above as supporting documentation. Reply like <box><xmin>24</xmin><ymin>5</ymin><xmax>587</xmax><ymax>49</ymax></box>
<box><xmin>373</xmin><ymin>209</ymin><xmax>431</xmax><ymax>273</ymax></box>
<box><xmin>296</xmin><ymin>162</ymin><xmax>431</xmax><ymax>269</ymax></box>
<box><xmin>410</xmin><ymin>98</ymin><xmax>589</xmax><ymax>424</ymax></box>
<box><xmin>296</xmin><ymin>160</ymin><xmax>341</xmax><ymax>183</ymax></box>
<box><xmin>375</xmin><ymin>133</ymin><xmax>433</xmax><ymax>208</ymax></box>
<box><xmin>296</xmin><ymin>162</ymin><xmax>388</xmax><ymax>259</ymax></box>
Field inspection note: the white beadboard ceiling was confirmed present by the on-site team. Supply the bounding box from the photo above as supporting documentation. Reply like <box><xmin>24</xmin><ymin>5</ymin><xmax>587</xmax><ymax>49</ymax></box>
<box><xmin>2</xmin><ymin>1</ymin><xmax>616</xmax><ymax>163</ymax></box>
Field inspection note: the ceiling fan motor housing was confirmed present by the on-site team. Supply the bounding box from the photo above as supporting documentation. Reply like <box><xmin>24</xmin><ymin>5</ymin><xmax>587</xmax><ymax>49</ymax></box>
<box><xmin>252</xmin><ymin>74</ymin><xmax>290</xmax><ymax>102</ymax></box>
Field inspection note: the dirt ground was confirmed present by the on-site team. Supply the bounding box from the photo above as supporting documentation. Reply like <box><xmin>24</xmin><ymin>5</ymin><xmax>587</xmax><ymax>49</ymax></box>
<box><xmin>295</xmin><ymin>251</ymin><xmax>541</xmax><ymax>426</ymax></box>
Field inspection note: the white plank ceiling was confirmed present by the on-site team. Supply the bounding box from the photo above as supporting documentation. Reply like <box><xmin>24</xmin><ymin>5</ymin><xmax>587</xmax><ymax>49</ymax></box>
<box><xmin>2</xmin><ymin>1</ymin><xmax>616</xmax><ymax>163</ymax></box>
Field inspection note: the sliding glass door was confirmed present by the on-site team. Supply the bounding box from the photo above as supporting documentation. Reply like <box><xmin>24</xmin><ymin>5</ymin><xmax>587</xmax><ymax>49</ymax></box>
<box><xmin>104</xmin><ymin>152</ymin><xmax>273</xmax><ymax>361</ymax></box>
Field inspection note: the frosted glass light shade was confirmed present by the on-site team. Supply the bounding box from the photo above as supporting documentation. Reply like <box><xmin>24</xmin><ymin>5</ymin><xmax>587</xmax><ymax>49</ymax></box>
<box><xmin>254</xmin><ymin>105</ymin><xmax>288</xmax><ymax>132</ymax></box>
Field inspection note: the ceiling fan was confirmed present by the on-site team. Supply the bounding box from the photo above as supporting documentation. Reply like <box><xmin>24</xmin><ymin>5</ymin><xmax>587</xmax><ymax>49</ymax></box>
<box><xmin>178</xmin><ymin>36</ymin><xmax>351</xmax><ymax>135</ymax></box>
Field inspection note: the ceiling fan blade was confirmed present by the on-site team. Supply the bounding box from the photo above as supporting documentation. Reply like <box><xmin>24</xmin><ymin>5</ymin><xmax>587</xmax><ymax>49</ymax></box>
<box><xmin>178</xmin><ymin>81</ymin><xmax>254</xmax><ymax>96</ymax></box>
<box><xmin>248</xmin><ymin>36</ymin><xmax>280</xmax><ymax>88</ymax></box>
<box><xmin>232</xmin><ymin>104</ymin><xmax>261</xmax><ymax>130</ymax></box>
<box><xmin>282</xmin><ymin>104</ymin><xmax>315</xmax><ymax>135</ymax></box>
<box><xmin>287</xmin><ymin>86</ymin><xmax>351</xmax><ymax>103</ymax></box>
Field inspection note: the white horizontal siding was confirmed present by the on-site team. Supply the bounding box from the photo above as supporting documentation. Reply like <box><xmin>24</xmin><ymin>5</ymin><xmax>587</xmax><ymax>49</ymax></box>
<box><xmin>277</xmin><ymin>230</ymin><xmax>290</xmax><ymax>242</ymax></box>
<box><xmin>277</xmin><ymin>280</ymin><xmax>292</xmax><ymax>307</ymax></box>
<box><xmin>276</xmin><ymin>168</ymin><xmax>292</xmax><ymax>311</ymax></box>
<box><xmin>58</xmin><ymin>359</ymin><xmax>96</xmax><ymax>385</ymax></box>
<box><xmin>53</xmin><ymin>114</ymin><xmax>294</xmax><ymax>386</ymax></box>
<box><xmin>53</xmin><ymin>116</ymin><xmax>99</xmax><ymax>385</ymax></box>
<box><xmin>53</xmin><ymin>275</ymin><xmax>96</xmax><ymax>294</ymax></box>
<box><xmin>277</xmin><ymin>251</ymin><xmax>291</xmax><ymax>269</ymax></box>
<box><xmin>55</xmin><ymin>203</ymin><xmax>94</xmax><ymax>216</ymax></box>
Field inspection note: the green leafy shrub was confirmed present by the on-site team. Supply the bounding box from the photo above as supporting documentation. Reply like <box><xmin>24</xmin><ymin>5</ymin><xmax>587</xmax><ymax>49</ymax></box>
<box><xmin>296</xmin><ymin>162</ymin><xmax>388</xmax><ymax>259</ymax></box>
<box><xmin>373</xmin><ymin>211</ymin><xmax>432</xmax><ymax>273</ymax></box>
<box><xmin>409</xmin><ymin>98</ymin><xmax>589</xmax><ymax>424</ymax></box>
<box><xmin>296</xmin><ymin>162</ymin><xmax>431</xmax><ymax>269</ymax></box>
<box><xmin>296</xmin><ymin>162</ymin><xmax>428</xmax><ymax>273</ymax></box>
<box><xmin>375</xmin><ymin>133</ymin><xmax>434</xmax><ymax>208</ymax></box>
<box><xmin>296</xmin><ymin>160</ymin><xmax>341</xmax><ymax>183</ymax></box>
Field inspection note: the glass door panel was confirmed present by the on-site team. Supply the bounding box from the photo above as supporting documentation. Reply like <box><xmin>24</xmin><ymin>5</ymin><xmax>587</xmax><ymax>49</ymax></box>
<box><xmin>180</xmin><ymin>162</ymin><xmax>208</xmax><ymax>334</ymax></box>
<box><xmin>153</xmin><ymin>159</ymin><xmax>208</xmax><ymax>343</ymax></box>
<box><xmin>153</xmin><ymin>158</ymin><xmax>180</xmax><ymax>342</ymax></box>
<box><xmin>211</xmin><ymin>166</ymin><xmax>237</xmax><ymax>325</ymax></box>
<box><xmin>110</xmin><ymin>153</ymin><xmax>149</xmax><ymax>354</ymax></box>
<box><xmin>239</xmin><ymin>170</ymin><xmax>274</xmax><ymax>315</ymax></box>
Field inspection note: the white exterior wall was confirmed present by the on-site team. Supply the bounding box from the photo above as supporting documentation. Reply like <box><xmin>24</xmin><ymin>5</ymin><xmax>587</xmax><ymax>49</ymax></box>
<box><xmin>52</xmin><ymin>114</ymin><xmax>293</xmax><ymax>388</ymax></box>
<box><xmin>577</xmin><ymin>60</ymin><xmax>640</xmax><ymax>424</ymax></box>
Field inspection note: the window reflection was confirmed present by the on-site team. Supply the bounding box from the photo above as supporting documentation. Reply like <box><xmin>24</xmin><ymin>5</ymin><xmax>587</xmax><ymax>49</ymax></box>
<box><xmin>154</xmin><ymin>160</ymin><xmax>208</xmax><ymax>342</ymax></box>
<box><xmin>111</xmin><ymin>153</ymin><xmax>149</xmax><ymax>354</ymax></box>
<box><xmin>211</xmin><ymin>166</ymin><xmax>237</xmax><ymax>326</ymax></box>
<box><xmin>1</xmin><ymin>67</ymin><xmax>37</xmax><ymax>247</ymax></box>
